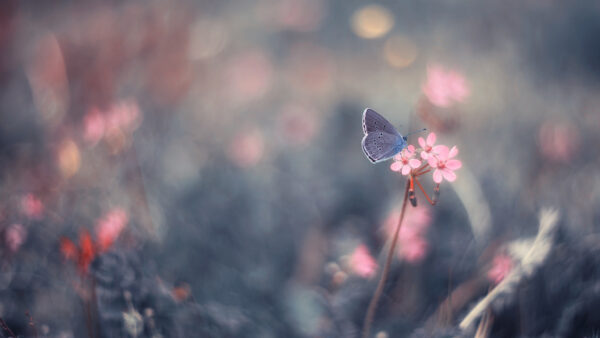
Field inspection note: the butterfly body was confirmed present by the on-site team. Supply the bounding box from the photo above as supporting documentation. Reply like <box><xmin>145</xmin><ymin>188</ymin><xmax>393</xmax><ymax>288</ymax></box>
<box><xmin>361</xmin><ymin>108</ymin><xmax>407</xmax><ymax>163</ymax></box>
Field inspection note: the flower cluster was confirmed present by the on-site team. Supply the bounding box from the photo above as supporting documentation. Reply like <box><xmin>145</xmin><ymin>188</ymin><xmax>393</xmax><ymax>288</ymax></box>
<box><xmin>390</xmin><ymin>132</ymin><xmax>462</xmax><ymax>184</ymax></box>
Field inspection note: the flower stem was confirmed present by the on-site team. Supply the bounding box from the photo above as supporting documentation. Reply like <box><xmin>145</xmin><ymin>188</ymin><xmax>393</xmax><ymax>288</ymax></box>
<box><xmin>362</xmin><ymin>180</ymin><xmax>411</xmax><ymax>338</ymax></box>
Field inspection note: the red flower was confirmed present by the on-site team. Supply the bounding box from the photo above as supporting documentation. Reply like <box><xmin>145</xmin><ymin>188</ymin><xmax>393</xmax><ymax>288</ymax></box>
<box><xmin>61</xmin><ymin>210</ymin><xmax>128</xmax><ymax>275</ymax></box>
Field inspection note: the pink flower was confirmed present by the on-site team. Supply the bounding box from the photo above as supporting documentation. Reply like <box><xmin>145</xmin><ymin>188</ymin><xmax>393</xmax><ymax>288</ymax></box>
<box><xmin>428</xmin><ymin>145</ymin><xmax>462</xmax><ymax>183</ymax></box>
<box><xmin>21</xmin><ymin>194</ymin><xmax>44</xmax><ymax>220</ymax></box>
<box><xmin>422</xmin><ymin>65</ymin><xmax>470</xmax><ymax>107</ymax></box>
<box><xmin>418</xmin><ymin>132</ymin><xmax>443</xmax><ymax>160</ymax></box>
<box><xmin>487</xmin><ymin>254</ymin><xmax>513</xmax><ymax>285</ymax></box>
<box><xmin>390</xmin><ymin>145</ymin><xmax>421</xmax><ymax>175</ymax></box>
<box><xmin>349</xmin><ymin>244</ymin><xmax>378</xmax><ymax>278</ymax></box>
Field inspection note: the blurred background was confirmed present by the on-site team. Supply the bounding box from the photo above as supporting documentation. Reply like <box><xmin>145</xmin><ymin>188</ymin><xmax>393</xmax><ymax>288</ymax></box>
<box><xmin>1</xmin><ymin>0</ymin><xmax>600</xmax><ymax>337</ymax></box>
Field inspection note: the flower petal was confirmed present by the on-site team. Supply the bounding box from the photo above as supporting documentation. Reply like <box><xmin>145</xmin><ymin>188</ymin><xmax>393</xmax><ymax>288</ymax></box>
<box><xmin>449</xmin><ymin>146</ymin><xmax>459</xmax><ymax>158</ymax></box>
<box><xmin>407</xmin><ymin>144</ymin><xmax>415</xmax><ymax>154</ymax></box>
<box><xmin>442</xmin><ymin>168</ymin><xmax>457</xmax><ymax>182</ymax></box>
<box><xmin>420</xmin><ymin>151</ymin><xmax>429</xmax><ymax>160</ymax></box>
<box><xmin>401</xmin><ymin>165</ymin><xmax>411</xmax><ymax>176</ymax></box>
<box><xmin>390</xmin><ymin>162</ymin><xmax>403</xmax><ymax>172</ymax></box>
<box><xmin>426</xmin><ymin>132</ymin><xmax>436</xmax><ymax>146</ymax></box>
<box><xmin>428</xmin><ymin>157</ymin><xmax>439</xmax><ymax>168</ymax></box>
<box><xmin>433</xmin><ymin>169</ymin><xmax>443</xmax><ymax>183</ymax></box>
<box><xmin>393</xmin><ymin>154</ymin><xmax>402</xmax><ymax>161</ymax></box>
<box><xmin>418</xmin><ymin>137</ymin><xmax>426</xmax><ymax>148</ymax></box>
<box><xmin>446</xmin><ymin>159</ymin><xmax>462</xmax><ymax>170</ymax></box>
<box><xmin>409</xmin><ymin>159</ymin><xmax>421</xmax><ymax>168</ymax></box>
<box><xmin>433</xmin><ymin>145</ymin><xmax>449</xmax><ymax>159</ymax></box>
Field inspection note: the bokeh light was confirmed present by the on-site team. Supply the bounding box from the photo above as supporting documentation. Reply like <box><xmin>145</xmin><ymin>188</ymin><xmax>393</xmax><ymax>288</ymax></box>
<box><xmin>57</xmin><ymin>139</ymin><xmax>81</xmax><ymax>178</ymax></box>
<box><xmin>351</xmin><ymin>5</ymin><xmax>394</xmax><ymax>39</ymax></box>
<box><xmin>384</xmin><ymin>35</ymin><xmax>418</xmax><ymax>69</ymax></box>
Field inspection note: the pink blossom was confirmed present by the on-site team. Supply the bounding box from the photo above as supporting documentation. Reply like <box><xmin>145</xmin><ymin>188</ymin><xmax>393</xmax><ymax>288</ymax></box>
<box><xmin>5</xmin><ymin>224</ymin><xmax>27</xmax><ymax>253</ymax></box>
<box><xmin>428</xmin><ymin>145</ymin><xmax>462</xmax><ymax>183</ymax></box>
<box><xmin>487</xmin><ymin>254</ymin><xmax>513</xmax><ymax>285</ymax></box>
<box><xmin>422</xmin><ymin>65</ymin><xmax>470</xmax><ymax>107</ymax></box>
<box><xmin>21</xmin><ymin>194</ymin><xmax>44</xmax><ymax>220</ymax></box>
<box><xmin>417</xmin><ymin>132</ymin><xmax>443</xmax><ymax>160</ymax></box>
<box><xmin>349</xmin><ymin>244</ymin><xmax>378</xmax><ymax>278</ymax></box>
<box><xmin>390</xmin><ymin>145</ymin><xmax>421</xmax><ymax>175</ymax></box>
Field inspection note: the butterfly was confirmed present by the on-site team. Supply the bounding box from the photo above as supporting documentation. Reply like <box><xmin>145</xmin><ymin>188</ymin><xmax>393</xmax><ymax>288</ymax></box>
<box><xmin>361</xmin><ymin>108</ymin><xmax>425</xmax><ymax>163</ymax></box>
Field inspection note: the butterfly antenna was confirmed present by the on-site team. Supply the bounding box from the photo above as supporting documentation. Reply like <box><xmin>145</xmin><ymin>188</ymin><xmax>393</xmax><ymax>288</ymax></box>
<box><xmin>402</xmin><ymin>128</ymin><xmax>427</xmax><ymax>141</ymax></box>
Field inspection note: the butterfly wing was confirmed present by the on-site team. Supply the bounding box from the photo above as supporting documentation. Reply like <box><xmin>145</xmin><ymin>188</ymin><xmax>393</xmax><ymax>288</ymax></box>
<box><xmin>362</xmin><ymin>108</ymin><xmax>399</xmax><ymax>135</ymax></box>
<box><xmin>361</xmin><ymin>131</ymin><xmax>406</xmax><ymax>163</ymax></box>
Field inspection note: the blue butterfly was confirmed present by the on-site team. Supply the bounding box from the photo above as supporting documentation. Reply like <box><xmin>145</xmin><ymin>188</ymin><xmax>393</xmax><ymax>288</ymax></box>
<box><xmin>361</xmin><ymin>108</ymin><xmax>425</xmax><ymax>163</ymax></box>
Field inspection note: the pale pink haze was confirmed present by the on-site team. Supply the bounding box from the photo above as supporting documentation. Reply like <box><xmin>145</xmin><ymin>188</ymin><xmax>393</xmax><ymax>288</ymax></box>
<box><xmin>487</xmin><ymin>254</ymin><xmax>513</xmax><ymax>285</ymax></box>
<box><xmin>105</xmin><ymin>100</ymin><xmax>141</xmax><ymax>132</ymax></box>
<box><xmin>228</xmin><ymin>128</ymin><xmax>265</xmax><ymax>168</ymax></box>
<box><xmin>422</xmin><ymin>65</ymin><xmax>470</xmax><ymax>107</ymax></box>
<box><xmin>84</xmin><ymin>100</ymin><xmax>141</xmax><ymax>145</ymax></box>
<box><xmin>538</xmin><ymin>121</ymin><xmax>579</xmax><ymax>163</ymax></box>
<box><xmin>5</xmin><ymin>223</ymin><xmax>27</xmax><ymax>253</ymax></box>
<box><xmin>383</xmin><ymin>205</ymin><xmax>432</xmax><ymax>263</ymax></box>
<box><xmin>83</xmin><ymin>108</ymin><xmax>106</xmax><ymax>145</ymax></box>
<box><xmin>390</xmin><ymin>145</ymin><xmax>421</xmax><ymax>175</ymax></box>
<box><xmin>277</xmin><ymin>0</ymin><xmax>324</xmax><ymax>32</ymax></box>
<box><xmin>418</xmin><ymin>132</ymin><xmax>445</xmax><ymax>160</ymax></box>
<box><xmin>279</xmin><ymin>104</ymin><xmax>319</xmax><ymax>146</ymax></box>
<box><xmin>95</xmin><ymin>208</ymin><xmax>128</xmax><ymax>252</ymax></box>
<box><xmin>349</xmin><ymin>244</ymin><xmax>378</xmax><ymax>278</ymax></box>
<box><xmin>428</xmin><ymin>145</ymin><xmax>462</xmax><ymax>183</ymax></box>
<box><xmin>21</xmin><ymin>194</ymin><xmax>44</xmax><ymax>220</ymax></box>
<box><xmin>228</xmin><ymin>51</ymin><xmax>273</xmax><ymax>102</ymax></box>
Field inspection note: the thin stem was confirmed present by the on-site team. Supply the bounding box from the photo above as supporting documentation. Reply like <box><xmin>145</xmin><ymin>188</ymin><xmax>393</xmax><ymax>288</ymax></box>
<box><xmin>83</xmin><ymin>277</ymin><xmax>96</xmax><ymax>338</ymax></box>
<box><xmin>414</xmin><ymin>163</ymin><xmax>429</xmax><ymax>175</ymax></box>
<box><xmin>0</xmin><ymin>317</ymin><xmax>15</xmax><ymax>338</ymax></box>
<box><xmin>414</xmin><ymin>176</ymin><xmax>436</xmax><ymax>206</ymax></box>
<box><xmin>415</xmin><ymin>168</ymin><xmax>432</xmax><ymax>176</ymax></box>
<box><xmin>362</xmin><ymin>180</ymin><xmax>411</xmax><ymax>338</ymax></box>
